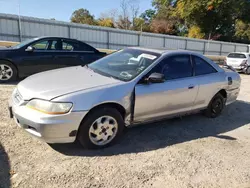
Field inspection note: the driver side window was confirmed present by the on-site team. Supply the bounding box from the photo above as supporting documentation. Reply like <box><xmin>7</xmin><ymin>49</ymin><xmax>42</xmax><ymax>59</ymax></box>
<box><xmin>32</xmin><ymin>40</ymin><xmax>49</xmax><ymax>50</ymax></box>
<box><xmin>149</xmin><ymin>55</ymin><xmax>193</xmax><ymax>80</ymax></box>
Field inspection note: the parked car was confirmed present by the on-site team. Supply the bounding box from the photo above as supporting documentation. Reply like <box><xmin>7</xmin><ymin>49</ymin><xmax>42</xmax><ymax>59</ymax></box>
<box><xmin>0</xmin><ymin>37</ymin><xmax>106</xmax><ymax>82</ymax></box>
<box><xmin>225</xmin><ymin>52</ymin><xmax>250</xmax><ymax>74</ymax></box>
<box><xmin>9</xmin><ymin>48</ymin><xmax>241</xmax><ymax>149</ymax></box>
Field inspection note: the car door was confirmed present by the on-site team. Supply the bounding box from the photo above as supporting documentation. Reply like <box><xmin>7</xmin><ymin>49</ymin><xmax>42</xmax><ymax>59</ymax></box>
<box><xmin>134</xmin><ymin>54</ymin><xmax>199</xmax><ymax>123</ymax></box>
<box><xmin>52</xmin><ymin>39</ymin><xmax>83</xmax><ymax>68</ymax></box>
<box><xmin>19</xmin><ymin>39</ymin><xmax>60</xmax><ymax>76</ymax></box>
<box><xmin>191</xmin><ymin>55</ymin><xmax>222</xmax><ymax>110</ymax></box>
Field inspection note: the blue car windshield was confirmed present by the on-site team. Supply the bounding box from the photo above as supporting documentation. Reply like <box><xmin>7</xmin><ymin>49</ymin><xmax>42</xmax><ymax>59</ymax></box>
<box><xmin>11</xmin><ymin>38</ymin><xmax>37</xmax><ymax>49</ymax></box>
<box><xmin>88</xmin><ymin>48</ymin><xmax>160</xmax><ymax>81</ymax></box>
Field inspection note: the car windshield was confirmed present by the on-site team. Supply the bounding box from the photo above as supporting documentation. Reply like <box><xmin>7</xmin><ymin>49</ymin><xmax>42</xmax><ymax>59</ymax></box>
<box><xmin>228</xmin><ymin>53</ymin><xmax>247</xmax><ymax>59</ymax></box>
<box><xmin>88</xmin><ymin>48</ymin><xmax>161</xmax><ymax>81</ymax></box>
<box><xmin>11</xmin><ymin>38</ymin><xmax>37</xmax><ymax>49</ymax></box>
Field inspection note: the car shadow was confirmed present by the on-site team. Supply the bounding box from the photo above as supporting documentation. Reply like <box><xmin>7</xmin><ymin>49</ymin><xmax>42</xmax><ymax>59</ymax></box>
<box><xmin>0</xmin><ymin>143</ymin><xmax>10</xmax><ymax>188</ymax></box>
<box><xmin>50</xmin><ymin>100</ymin><xmax>250</xmax><ymax>157</ymax></box>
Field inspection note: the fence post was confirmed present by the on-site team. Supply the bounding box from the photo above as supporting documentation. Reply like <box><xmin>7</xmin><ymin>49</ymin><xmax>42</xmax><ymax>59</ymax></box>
<box><xmin>220</xmin><ymin>43</ymin><xmax>223</xmax><ymax>56</ymax></box>
<box><xmin>203</xmin><ymin>41</ymin><xmax>206</xmax><ymax>54</ymax></box>
<box><xmin>68</xmin><ymin>26</ymin><xmax>71</xmax><ymax>38</ymax></box>
<box><xmin>107</xmin><ymin>31</ymin><xmax>110</xmax><ymax>49</ymax></box>
<box><xmin>163</xmin><ymin>37</ymin><xmax>166</xmax><ymax>48</ymax></box>
<box><xmin>234</xmin><ymin>45</ymin><xmax>237</xmax><ymax>52</ymax></box>
<box><xmin>248</xmin><ymin>45</ymin><xmax>250</xmax><ymax>53</ymax></box>
<box><xmin>17</xmin><ymin>19</ymin><xmax>22</xmax><ymax>42</ymax></box>
<box><xmin>138</xmin><ymin>33</ymin><xmax>141</xmax><ymax>46</ymax></box>
<box><xmin>185</xmin><ymin>39</ymin><xmax>188</xmax><ymax>50</ymax></box>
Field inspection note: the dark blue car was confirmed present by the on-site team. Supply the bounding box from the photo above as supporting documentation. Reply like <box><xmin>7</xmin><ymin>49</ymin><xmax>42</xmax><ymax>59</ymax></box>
<box><xmin>0</xmin><ymin>37</ymin><xmax>106</xmax><ymax>82</ymax></box>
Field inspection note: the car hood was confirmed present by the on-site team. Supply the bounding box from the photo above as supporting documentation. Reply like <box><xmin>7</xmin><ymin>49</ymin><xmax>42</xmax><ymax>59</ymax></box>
<box><xmin>17</xmin><ymin>66</ymin><xmax>122</xmax><ymax>101</ymax></box>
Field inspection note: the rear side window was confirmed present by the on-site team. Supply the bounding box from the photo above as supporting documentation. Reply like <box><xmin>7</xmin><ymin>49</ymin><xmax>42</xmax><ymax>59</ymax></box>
<box><xmin>228</xmin><ymin>53</ymin><xmax>246</xmax><ymax>58</ymax></box>
<box><xmin>79</xmin><ymin>43</ymin><xmax>96</xmax><ymax>52</ymax></box>
<box><xmin>62</xmin><ymin>42</ymin><xmax>74</xmax><ymax>51</ymax></box>
<box><xmin>62</xmin><ymin>40</ymin><xmax>79</xmax><ymax>51</ymax></box>
<box><xmin>193</xmin><ymin>56</ymin><xmax>217</xmax><ymax>76</ymax></box>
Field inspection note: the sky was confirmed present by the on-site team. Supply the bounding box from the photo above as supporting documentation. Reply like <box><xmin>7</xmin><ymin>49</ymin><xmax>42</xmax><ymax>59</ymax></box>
<box><xmin>0</xmin><ymin>0</ymin><xmax>153</xmax><ymax>22</ymax></box>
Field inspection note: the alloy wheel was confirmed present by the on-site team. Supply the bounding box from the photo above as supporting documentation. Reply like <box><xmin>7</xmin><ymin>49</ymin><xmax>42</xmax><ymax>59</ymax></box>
<box><xmin>88</xmin><ymin>116</ymin><xmax>118</xmax><ymax>146</ymax></box>
<box><xmin>0</xmin><ymin>64</ymin><xmax>13</xmax><ymax>81</ymax></box>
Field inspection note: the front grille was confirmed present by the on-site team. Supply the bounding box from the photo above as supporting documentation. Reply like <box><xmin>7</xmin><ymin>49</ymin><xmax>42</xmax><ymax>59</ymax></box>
<box><xmin>12</xmin><ymin>89</ymin><xmax>23</xmax><ymax>104</ymax></box>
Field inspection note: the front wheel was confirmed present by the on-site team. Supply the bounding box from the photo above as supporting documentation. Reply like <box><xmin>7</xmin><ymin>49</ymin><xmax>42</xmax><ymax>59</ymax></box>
<box><xmin>77</xmin><ymin>108</ymin><xmax>125</xmax><ymax>149</ymax></box>
<box><xmin>245</xmin><ymin>67</ymin><xmax>250</xmax><ymax>75</ymax></box>
<box><xmin>204</xmin><ymin>93</ymin><xmax>225</xmax><ymax>118</ymax></box>
<box><xmin>0</xmin><ymin>62</ymin><xmax>17</xmax><ymax>83</ymax></box>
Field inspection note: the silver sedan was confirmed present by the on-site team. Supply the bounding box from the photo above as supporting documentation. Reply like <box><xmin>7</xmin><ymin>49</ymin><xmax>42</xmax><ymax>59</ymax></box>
<box><xmin>9</xmin><ymin>47</ymin><xmax>241</xmax><ymax>149</ymax></box>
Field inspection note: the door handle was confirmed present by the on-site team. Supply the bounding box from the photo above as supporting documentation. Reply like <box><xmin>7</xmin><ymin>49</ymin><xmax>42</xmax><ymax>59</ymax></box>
<box><xmin>188</xmin><ymin>85</ymin><xmax>195</xmax><ymax>89</ymax></box>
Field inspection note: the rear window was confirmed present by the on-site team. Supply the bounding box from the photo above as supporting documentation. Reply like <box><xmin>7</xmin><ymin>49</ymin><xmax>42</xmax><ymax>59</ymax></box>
<box><xmin>228</xmin><ymin>53</ymin><xmax>247</xmax><ymax>58</ymax></box>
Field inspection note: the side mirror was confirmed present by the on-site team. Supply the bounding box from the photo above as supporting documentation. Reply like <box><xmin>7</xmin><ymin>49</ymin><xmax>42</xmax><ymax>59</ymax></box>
<box><xmin>148</xmin><ymin>73</ymin><xmax>165</xmax><ymax>83</ymax></box>
<box><xmin>25</xmin><ymin>46</ymin><xmax>34</xmax><ymax>52</ymax></box>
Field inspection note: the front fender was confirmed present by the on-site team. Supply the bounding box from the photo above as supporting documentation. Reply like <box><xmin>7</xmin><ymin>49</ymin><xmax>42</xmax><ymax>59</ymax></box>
<box><xmin>52</xmin><ymin>82</ymin><xmax>135</xmax><ymax>114</ymax></box>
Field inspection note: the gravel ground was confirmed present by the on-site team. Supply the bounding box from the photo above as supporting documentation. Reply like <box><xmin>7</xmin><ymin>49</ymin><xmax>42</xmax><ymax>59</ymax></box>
<box><xmin>1</xmin><ymin>75</ymin><xmax>250</xmax><ymax>188</ymax></box>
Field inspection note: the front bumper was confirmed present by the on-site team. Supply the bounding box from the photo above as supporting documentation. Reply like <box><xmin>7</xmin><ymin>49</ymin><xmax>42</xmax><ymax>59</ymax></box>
<box><xmin>9</xmin><ymin>99</ymin><xmax>88</xmax><ymax>144</ymax></box>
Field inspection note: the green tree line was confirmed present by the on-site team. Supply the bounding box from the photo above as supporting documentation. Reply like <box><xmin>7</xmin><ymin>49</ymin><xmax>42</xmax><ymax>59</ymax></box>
<box><xmin>70</xmin><ymin>0</ymin><xmax>250</xmax><ymax>43</ymax></box>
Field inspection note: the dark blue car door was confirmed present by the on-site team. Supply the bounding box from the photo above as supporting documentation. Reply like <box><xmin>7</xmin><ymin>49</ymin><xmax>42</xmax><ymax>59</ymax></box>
<box><xmin>18</xmin><ymin>39</ymin><xmax>61</xmax><ymax>76</ymax></box>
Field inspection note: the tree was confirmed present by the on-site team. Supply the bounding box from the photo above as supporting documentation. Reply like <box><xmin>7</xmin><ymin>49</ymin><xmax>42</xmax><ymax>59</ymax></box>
<box><xmin>188</xmin><ymin>26</ymin><xmax>205</xmax><ymax>39</ymax></box>
<box><xmin>152</xmin><ymin>0</ymin><xmax>178</xmax><ymax>9</ymax></box>
<box><xmin>120</xmin><ymin>0</ymin><xmax>130</xmax><ymax>29</ymax></box>
<box><xmin>132</xmin><ymin>18</ymin><xmax>151</xmax><ymax>32</ymax></box>
<box><xmin>98</xmin><ymin>18</ymin><xmax>115</xmax><ymax>28</ymax></box>
<box><xmin>151</xmin><ymin>3</ymin><xmax>181</xmax><ymax>35</ymax></box>
<box><xmin>175</xmin><ymin>0</ymin><xmax>250</xmax><ymax>40</ymax></box>
<box><xmin>70</xmin><ymin>8</ymin><xmax>96</xmax><ymax>25</ymax></box>
<box><xmin>130</xmin><ymin>0</ymin><xmax>140</xmax><ymax>27</ymax></box>
<box><xmin>234</xmin><ymin>20</ymin><xmax>250</xmax><ymax>43</ymax></box>
<box><xmin>116</xmin><ymin>16</ymin><xmax>132</xmax><ymax>29</ymax></box>
<box><xmin>151</xmin><ymin>19</ymin><xmax>178</xmax><ymax>35</ymax></box>
<box><xmin>140</xmin><ymin>9</ymin><xmax>156</xmax><ymax>22</ymax></box>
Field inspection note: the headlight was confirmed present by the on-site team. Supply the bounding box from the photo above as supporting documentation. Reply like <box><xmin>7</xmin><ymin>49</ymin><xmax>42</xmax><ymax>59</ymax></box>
<box><xmin>26</xmin><ymin>99</ymin><xmax>73</xmax><ymax>115</ymax></box>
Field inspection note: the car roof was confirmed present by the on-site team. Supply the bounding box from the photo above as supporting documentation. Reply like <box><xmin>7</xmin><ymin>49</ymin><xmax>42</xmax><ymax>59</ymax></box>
<box><xmin>34</xmin><ymin>36</ymin><xmax>81</xmax><ymax>42</ymax></box>
<box><xmin>127</xmin><ymin>47</ymin><xmax>199</xmax><ymax>56</ymax></box>
<box><xmin>228</xmin><ymin>52</ymin><xmax>249</xmax><ymax>55</ymax></box>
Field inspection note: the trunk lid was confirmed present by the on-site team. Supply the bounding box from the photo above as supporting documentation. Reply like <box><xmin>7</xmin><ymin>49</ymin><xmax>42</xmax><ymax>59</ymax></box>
<box><xmin>226</xmin><ymin>53</ymin><xmax>248</xmax><ymax>68</ymax></box>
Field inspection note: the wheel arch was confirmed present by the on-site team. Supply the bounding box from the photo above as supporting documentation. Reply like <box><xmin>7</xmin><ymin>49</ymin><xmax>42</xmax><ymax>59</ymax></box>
<box><xmin>218</xmin><ymin>89</ymin><xmax>227</xmax><ymax>99</ymax></box>
<box><xmin>81</xmin><ymin>102</ymin><xmax>127</xmax><ymax>123</ymax></box>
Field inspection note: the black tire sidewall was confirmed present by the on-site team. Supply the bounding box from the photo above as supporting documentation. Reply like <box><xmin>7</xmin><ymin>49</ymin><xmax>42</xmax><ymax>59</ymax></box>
<box><xmin>205</xmin><ymin>93</ymin><xmax>225</xmax><ymax>118</ymax></box>
<box><xmin>0</xmin><ymin>61</ymin><xmax>17</xmax><ymax>83</ymax></box>
<box><xmin>77</xmin><ymin>107</ymin><xmax>125</xmax><ymax>149</ymax></box>
<box><xmin>245</xmin><ymin>67</ymin><xmax>250</xmax><ymax>75</ymax></box>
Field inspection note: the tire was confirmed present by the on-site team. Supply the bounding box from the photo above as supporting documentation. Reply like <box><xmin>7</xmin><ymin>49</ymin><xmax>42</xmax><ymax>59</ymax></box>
<box><xmin>77</xmin><ymin>107</ymin><xmax>125</xmax><ymax>149</ymax></box>
<box><xmin>245</xmin><ymin>67</ymin><xmax>250</xmax><ymax>75</ymax></box>
<box><xmin>0</xmin><ymin>61</ymin><xmax>17</xmax><ymax>83</ymax></box>
<box><xmin>204</xmin><ymin>93</ymin><xmax>225</xmax><ymax>118</ymax></box>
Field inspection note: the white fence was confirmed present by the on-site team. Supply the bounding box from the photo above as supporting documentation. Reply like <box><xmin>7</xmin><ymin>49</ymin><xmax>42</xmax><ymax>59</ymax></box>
<box><xmin>0</xmin><ymin>13</ymin><xmax>249</xmax><ymax>55</ymax></box>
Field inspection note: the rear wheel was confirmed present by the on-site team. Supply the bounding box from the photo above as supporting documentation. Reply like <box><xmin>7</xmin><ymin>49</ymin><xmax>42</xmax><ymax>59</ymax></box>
<box><xmin>0</xmin><ymin>62</ymin><xmax>17</xmax><ymax>83</ymax></box>
<box><xmin>77</xmin><ymin>107</ymin><xmax>125</xmax><ymax>149</ymax></box>
<box><xmin>204</xmin><ymin>93</ymin><xmax>225</xmax><ymax>118</ymax></box>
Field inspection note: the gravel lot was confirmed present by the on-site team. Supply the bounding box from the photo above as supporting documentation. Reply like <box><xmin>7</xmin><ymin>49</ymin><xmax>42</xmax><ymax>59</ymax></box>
<box><xmin>1</xmin><ymin>75</ymin><xmax>250</xmax><ymax>188</ymax></box>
